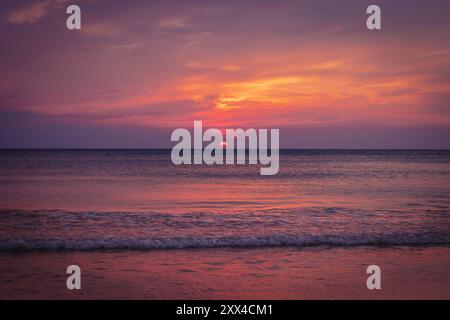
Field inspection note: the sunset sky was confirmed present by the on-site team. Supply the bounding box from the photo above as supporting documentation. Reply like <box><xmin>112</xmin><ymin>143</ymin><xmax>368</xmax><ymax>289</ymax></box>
<box><xmin>1</xmin><ymin>0</ymin><xmax>450</xmax><ymax>148</ymax></box>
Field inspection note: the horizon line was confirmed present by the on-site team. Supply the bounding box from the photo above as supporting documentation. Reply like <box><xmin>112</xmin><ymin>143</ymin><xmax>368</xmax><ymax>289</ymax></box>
<box><xmin>1</xmin><ymin>148</ymin><xmax>450</xmax><ymax>151</ymax></box>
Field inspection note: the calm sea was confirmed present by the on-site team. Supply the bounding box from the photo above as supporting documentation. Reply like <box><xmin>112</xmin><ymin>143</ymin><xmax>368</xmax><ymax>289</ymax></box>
<box><xmin>0</xmin><ymin>149</ymin><xmax>449</xmax><ymax>250</ymax></box>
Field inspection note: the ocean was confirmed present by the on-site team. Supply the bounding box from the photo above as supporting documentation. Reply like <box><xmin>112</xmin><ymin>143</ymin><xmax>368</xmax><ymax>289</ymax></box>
<box><xmin>0</xmin><ymin>149</ymin><xmax>449</xmax><ymax>299</ymax></box>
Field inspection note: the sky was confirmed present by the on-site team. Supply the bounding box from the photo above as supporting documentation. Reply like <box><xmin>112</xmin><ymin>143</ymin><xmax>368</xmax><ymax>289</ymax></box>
<box><xmin>0</xmin><ymin>0</ymin><xmax>449</xmax><ymax>148</ymax></box>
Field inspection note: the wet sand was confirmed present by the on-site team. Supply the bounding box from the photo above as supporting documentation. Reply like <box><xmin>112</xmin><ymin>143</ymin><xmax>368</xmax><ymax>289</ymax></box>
<box><xmin>1</xmin><ymin>246</ymin><xmax>449</xmax><ymax>300</ymax></box>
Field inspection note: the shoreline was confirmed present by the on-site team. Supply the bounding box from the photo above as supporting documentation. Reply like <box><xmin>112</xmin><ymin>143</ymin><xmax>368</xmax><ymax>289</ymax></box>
<box><xmin>1</xmin><ymin>243</ymin><xmax>450</xmax><ymax>253</ymax></box>
<box><xmin>1</xmin><ymin>246</ymin><xmax>449</xmax><ymax>300</ymax></box>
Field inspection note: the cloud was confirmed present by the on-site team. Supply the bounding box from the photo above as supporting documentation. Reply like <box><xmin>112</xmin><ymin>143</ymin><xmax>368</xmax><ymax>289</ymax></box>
<box><xmin>101</xmin><ymin>42</ymin><xmax>143</xmax><ymax>53</ymax></box>
<box><xmin>2</xmin><ymin>0</ymin><xmax>450</xmax><ymax>147</ymax></box>
<box><xmin>158</xmin><ymin>17</ymin><xmax>187</xmax><ymax>29</ymax></box>
<box><xmin>82</xmin><ymin>21</ymin><xmax>121</xmax><ymax>37</ymax></box>
<box><xmin>6</xmin><ymin>0</ymin><xmax>68</xmax><ymax>25</ymax></box>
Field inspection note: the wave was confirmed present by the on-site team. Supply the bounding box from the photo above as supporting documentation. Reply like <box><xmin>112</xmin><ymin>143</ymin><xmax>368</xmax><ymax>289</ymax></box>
<box><xmin>1</xmin><ymin>234</ymin><xmax>450</xmax><ymax>251</ymax></box>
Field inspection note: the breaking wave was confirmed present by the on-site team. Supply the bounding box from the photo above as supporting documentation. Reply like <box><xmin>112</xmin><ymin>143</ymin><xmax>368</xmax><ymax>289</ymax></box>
<box><xmin>1</xmin><ymin>234</ymin><xmax>450</xmax><ymax>251</ymax></box>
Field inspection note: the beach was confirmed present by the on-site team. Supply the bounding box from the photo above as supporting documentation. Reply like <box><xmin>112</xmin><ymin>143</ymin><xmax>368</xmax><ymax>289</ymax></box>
<box><xmin>0</xmin><ymin>149</ymin><xmax>449</xmax><ymax>299</ymax></box>
<box><xmin>1</xmin><ymin>247</ymin><xmax>449</xmax><ymax>299</ymax></box>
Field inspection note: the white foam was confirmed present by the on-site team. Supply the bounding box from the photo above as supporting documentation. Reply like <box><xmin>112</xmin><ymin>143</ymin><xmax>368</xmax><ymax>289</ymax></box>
<box><xmin>1</xmin><ymin>234</ymin><xmax>449</xmax><ymax>251</ymax></box>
